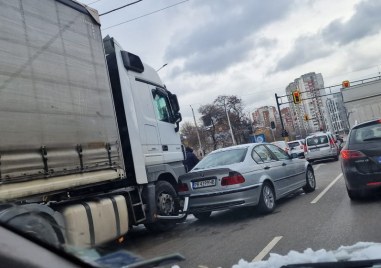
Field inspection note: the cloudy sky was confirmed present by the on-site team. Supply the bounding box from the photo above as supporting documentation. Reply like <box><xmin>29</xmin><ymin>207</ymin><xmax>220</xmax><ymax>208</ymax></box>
<box><xmin>84</xmin><ymin>0</ymin><xmax>381</xmax><ymax>123</ymax></box>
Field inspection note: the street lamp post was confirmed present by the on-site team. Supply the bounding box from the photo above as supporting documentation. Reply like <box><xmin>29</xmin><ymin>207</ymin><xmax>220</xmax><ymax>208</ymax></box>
<box><xmin>224</xmin><ymin>99</ymin><xmax>236</xmax><ymax>145</ymax></box>
<box><xmin>190</xmin><ymin>105</ymin><xmax>203</xmax><ymax>157</ymax></box>
<box><xmin>156</xmin><ymin>63</ymin><xmax>168</xmax><ymax>72</ymax></box>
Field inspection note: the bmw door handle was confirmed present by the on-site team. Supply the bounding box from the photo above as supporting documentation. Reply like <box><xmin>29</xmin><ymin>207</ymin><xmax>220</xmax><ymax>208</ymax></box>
<box><xmin>264</xmin><ymin>166</ymin><xmax>271</xmax><ymax>170</ymax></box>
<box><xmin>282</xmin><ymin>162</ymin><xmax>287</xmax><ymax>166</ymax></box>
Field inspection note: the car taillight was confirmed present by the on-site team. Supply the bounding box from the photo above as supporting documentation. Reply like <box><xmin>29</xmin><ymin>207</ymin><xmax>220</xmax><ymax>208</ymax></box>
<box><xmin>300</xmin><ymin>145</ymin><xmax>304</xmax><ymax>150</ymax></box>
<box><xmin>367</xmin><ymin>182</ymin><xmax>381</xmax><ymax>186</ymax></box>
<box><xmin>340</xmin><ymin>150</ymin><xmax>366</xmax><ymax>160</ymax></box>
<box><xmin>221</xmin><ymin>172</ymin><xmax>245</xmax><ymax>186</ymax></box>
<box><xmin>303</xmin><ymin>144</ymin><xmax>307</xmax><ymax>152</ymax></box>
<box><xmin>178</xmin><ymin>183</ymin><xmax>189</xmax><ymax>192</ymax></box>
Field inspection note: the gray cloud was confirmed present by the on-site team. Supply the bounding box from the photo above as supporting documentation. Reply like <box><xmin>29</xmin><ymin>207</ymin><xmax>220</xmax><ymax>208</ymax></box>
<box><xmin>275</xmin><ymin>0</ymin><xmax>381</xmax><ymax>72</ymax></box>
<box><xmin>170</xmin><ymin>37</ymin><xmax>275</xmax><ymax>76</ymax></box>
<box><xmin>181</xmin><ymin>39</ymin><xmax>252</xmax><ymax>75</ymax></box>
<box><xmin>275</xmin><ymin>35</ymin><xmax>333</xmax><ymax>72</ymax></box>
<box><xmin>322</xmin><ymin>0</ymin><xmax>381</xmax><ymax>45</ymax></box>
<box><xmin>166</xmin><ymin>0</ymin><xmax>293</xmax><ymax>75</ymax></box>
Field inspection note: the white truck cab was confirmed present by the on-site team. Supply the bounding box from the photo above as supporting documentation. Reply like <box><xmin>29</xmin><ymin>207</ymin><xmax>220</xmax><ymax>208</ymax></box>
<box><xmin>104</xmin><ymin>36</ymin><xmax>185</xmax><ymax>186</ymax></box>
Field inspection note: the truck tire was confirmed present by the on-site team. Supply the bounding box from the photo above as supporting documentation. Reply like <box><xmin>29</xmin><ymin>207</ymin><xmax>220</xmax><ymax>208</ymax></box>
<box><xmin>145</xmin><ymin>181</ymin><xmax>178</xmax><ymax>232</ymax></box>
<box><xmin>6</xmin><ymin>213</ymin><xmax>61</xmax><ymax>247</ymax></box>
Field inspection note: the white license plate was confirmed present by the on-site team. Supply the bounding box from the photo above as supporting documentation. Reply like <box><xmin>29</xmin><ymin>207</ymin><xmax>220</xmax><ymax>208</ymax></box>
<box><xmin>193</xmin><ymin>179</ymin><xmax>216</xmax><ymax>189</ymax></box>
<box><xmin>310</xmin><ymin>148</ymin><xmax>320</xmax><ymax>152</ymax></box>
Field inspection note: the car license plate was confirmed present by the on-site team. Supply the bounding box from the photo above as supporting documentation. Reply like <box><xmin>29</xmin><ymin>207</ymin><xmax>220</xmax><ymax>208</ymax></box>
<box><xmin>193</xmin><ymin>179</ymin><xmax>216</xmax><ymax>189</ymax></box>
<box><xmin>310</xmin><ymin>148</ymin><xmax>319</xmax><ymax>152</ymax></box>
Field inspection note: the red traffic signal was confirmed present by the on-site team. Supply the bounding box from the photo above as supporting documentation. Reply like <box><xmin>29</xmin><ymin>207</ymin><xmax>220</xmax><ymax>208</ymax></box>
<box><xmin>342</xmin><ymin>80</ymin><xmax>350</xmax><ymax>88</ymax></box>
<box><xmin>292</xmin><ymin>91</ymin><xmax>301</xmax><ymax>104</ymax></box>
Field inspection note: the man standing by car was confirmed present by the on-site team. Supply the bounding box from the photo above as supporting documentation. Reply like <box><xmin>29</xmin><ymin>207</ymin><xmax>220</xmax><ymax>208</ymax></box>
<box><xmin>184</xmin><ymin>147</ymin><xmax>199</xmax><ymax>172</ymax></box>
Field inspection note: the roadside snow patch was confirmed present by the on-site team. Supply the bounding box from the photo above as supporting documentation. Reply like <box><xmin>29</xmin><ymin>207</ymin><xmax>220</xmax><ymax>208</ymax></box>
<box><xmin>232</xmin><ymin>242</ymin><xmax>381</xmax><ymax>268</ymax></box>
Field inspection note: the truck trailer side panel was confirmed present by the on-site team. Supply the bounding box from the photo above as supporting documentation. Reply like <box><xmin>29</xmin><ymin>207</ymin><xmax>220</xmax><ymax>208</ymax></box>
<box><xmin>342</xmin><ymin>79</ymin><xmax>381</xmax><ymax>128</ymax></box>
<box><xmin>0</xmin><ymin>0</ymin><xmax>123</xmax><ymax>191</ymax></box>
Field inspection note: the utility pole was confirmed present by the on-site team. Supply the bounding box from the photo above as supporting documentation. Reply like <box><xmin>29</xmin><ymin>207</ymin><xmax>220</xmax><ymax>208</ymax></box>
<box><xmin>190</xmin><ymin>105</ymin><xmax>203</xmax><ymax>156</ymax></box>
<box><xmin>275</xmin><ymin>93</ymin><xmax>288</xmax><ymax>141</ymax></box>
<box><xmin>224</xmin><ymin>98</ymin><xmax>236</xmax><ymax>145</ymax></box>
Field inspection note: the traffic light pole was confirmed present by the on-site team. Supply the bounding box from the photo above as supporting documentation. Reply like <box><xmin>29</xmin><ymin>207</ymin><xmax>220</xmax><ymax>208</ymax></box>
<box><xmin>275</xmin><ymin>93</ymin><xmax>285</xmax><ymax>131</ymax></box>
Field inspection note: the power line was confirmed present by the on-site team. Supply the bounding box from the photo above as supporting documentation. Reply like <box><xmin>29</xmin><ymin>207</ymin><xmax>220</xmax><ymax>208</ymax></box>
<box><xmin>102</xmin><ymin>0</ymin><xmax>190</xmax><ymax>30</ymax></box>
<box><xmin>100</xmin><ymin>0</ymin><xmax>143</xmax><ymax>16</ymax></box>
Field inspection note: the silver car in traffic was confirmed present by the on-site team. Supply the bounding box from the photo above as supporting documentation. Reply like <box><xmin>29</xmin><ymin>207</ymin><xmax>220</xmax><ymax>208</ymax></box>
<box><xmin>178</xmin><ymin>143</ymin><xmax>315</xmax><ymax>220</ymax></box>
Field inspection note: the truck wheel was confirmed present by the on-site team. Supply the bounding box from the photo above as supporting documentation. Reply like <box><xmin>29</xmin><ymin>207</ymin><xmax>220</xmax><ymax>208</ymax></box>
<box><xmin>193</xmin><ymin>212</ymin><xmax>211</xmax><ymax>221</ymax></box>
<box><xmin>257</xmin><ymin>182</ymin><xmax>276</xmax><ymax>214</ymax></box>
<box><xmin>303</xmin><ymin>167</ymin><xmax>316</xmax><ymax>193</ymax></box>
<box><xmin>145</xmin><ymin>181</ymin><xmax>178</xmax><ymax>232</ymax></box>
<box><xmin>6</xmin><ymin>213</ymin><xmax>61</xmax><ymax>247</ymax></box>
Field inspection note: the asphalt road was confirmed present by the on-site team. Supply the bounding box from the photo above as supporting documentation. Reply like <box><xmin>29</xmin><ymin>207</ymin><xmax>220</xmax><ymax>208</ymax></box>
<box><xmin>119</xmin><ymin>159</ymin><xmax>381</xmax><ymax>267</ymax></box>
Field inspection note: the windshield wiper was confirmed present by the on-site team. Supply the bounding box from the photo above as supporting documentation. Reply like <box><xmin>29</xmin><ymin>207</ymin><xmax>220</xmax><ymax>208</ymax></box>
<box><xmin>281</xmin><ymin>258</ymin><xmax>381</xmax><ymax>268</ymax></box>
<box><xmin>363</xmin><ymin>137</ymin><xmax>381</xmax><ymax>141</ymax></box>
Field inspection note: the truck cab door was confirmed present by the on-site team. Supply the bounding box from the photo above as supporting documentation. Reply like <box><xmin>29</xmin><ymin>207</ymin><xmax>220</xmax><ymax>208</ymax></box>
<box><xmin>151</xmin><ymin>89</ymin><xmax>183</xmax><ymax>163</ymax></box>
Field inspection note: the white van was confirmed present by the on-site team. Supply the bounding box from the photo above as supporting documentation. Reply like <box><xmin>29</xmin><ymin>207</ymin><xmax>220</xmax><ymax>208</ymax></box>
<box><xmin>305</xmin><ymin>132</ymin><xmax>339</xmax><ymax>162</ymax></box>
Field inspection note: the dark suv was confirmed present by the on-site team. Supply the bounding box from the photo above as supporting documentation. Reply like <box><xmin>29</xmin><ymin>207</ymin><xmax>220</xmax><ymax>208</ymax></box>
<box><xmin>340</xmin><ymin>119</ymin><xmax>381</xmax><ymax>200</ymax></box>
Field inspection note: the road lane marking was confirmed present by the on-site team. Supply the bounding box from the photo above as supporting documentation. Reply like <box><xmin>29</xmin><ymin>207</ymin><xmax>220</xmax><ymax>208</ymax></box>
<box><xmin>314</xmin><ymin>164</ymin><xmax>325</xmax><ymax>171</ymax></box>
<box><xmin>311</xmin><ymin>173</ymin><xmax>343</xmax><ymax>204</ymax></box>
<box><xmin>252</xmin><ymin>236</ymin><xmax>283</xmax><ymax>261</ymax></box>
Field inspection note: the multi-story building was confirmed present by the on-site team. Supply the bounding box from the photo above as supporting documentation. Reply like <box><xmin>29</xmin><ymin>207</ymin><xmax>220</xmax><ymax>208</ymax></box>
<box><xmin>323</xmin><ymin>93</ymin><xmax>349</xmax><ymax>134</ymax></box>
<box><xmin>280</xmin><ymin>107</ymin><xmax>295</xmax><ymax>134</ymax></box>
<box><xmin>285</xmin><ymin>72</ymin><xmax>326</xmax><ymax>136</ymax></box>
<box><xmin>252</xmin><ymin>106</ymin><xmax>281</xmax><ymax>129</ymax></box>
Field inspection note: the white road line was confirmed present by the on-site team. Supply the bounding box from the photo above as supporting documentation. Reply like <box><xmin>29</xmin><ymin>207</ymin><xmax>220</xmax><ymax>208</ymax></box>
<box><xmin>252</xmin><ymin>236</ymin><xmax>283</xmax><ymax>262</ymax></box>
<box><xmin>314</xmin><ymin>164</ymin><xmax>325</xmax><ymax>171</ymax></box>
<box><xmin>311</xmin><ymin>173</ymin><xmax>343</xmax><ymax>204</ymax></box>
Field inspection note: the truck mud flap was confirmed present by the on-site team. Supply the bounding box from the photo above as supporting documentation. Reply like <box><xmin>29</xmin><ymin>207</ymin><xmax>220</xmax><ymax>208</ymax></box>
<box><xmin>156</xmin><ymin>196</ymin><xmax>189</xmax><ymax>223</ymax></box>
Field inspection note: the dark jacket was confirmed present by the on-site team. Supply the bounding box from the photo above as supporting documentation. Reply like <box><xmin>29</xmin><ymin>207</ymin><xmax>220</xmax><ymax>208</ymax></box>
<box><xmin>184</xmin><ymin>148</ymin><xmax>199</xmax><ymax>172</ymax></box>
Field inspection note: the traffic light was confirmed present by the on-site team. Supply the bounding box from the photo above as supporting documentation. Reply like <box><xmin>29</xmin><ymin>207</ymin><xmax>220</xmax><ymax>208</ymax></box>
<box><xmin>304</xmin><ymin>114</ymin><xmax>309</xmax><ymax>121</ymax></box>
<box><xmin>292</xmin><ymin>91</ymin><xmax>301</xmax><ymax>104</ymax></box>
<box><xmin>342</xmin><ymin>80</ymin><xmax>350</xmax><ymax>88</ymax></box>
<box><xmin>281</xmin><ymin>129</ymin><xmax>288</xmax><ymax>137</ymax></box>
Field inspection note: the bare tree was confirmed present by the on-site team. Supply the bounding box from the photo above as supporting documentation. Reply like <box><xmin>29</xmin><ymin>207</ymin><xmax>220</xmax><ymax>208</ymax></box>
<box><xmin>198</xmin><ymin>104</ymin><xmax>224</xmax><ymax>150</ymax></box>
<box><xmin>214</xmin><ymin>95</ymin><xmax>251</xmax><ymax>144</ymax></box>
<box><xmin>180</xmin><ymin>121</ymin><xmax>199</xmax><ymax>149</ymax></box>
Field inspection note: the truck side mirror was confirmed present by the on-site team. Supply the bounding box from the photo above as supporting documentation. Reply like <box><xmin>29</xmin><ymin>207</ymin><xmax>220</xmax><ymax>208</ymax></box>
<box><xmin>169</xmin><ymin>94</ymin><xmax>180</xmax><ymax>114</ymax></box>
<box><xmin>174</xmin><ymin>113</ymin><xmax>182</xmax><ymax>132</ymax></box>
